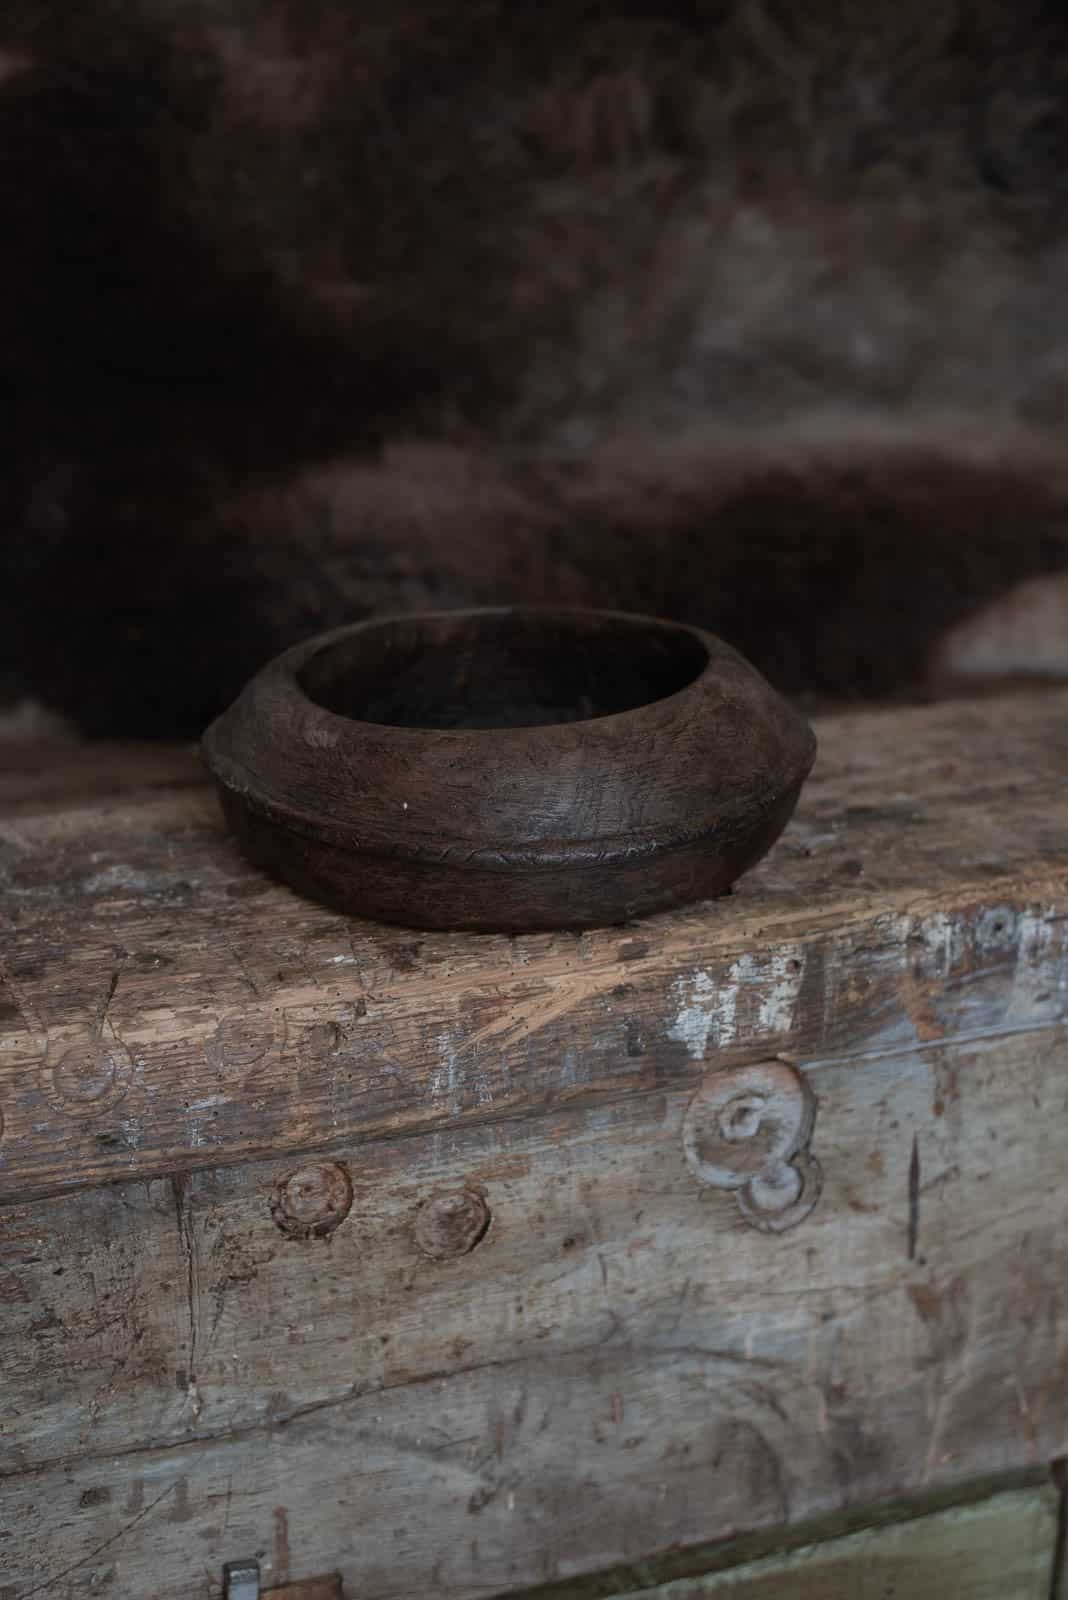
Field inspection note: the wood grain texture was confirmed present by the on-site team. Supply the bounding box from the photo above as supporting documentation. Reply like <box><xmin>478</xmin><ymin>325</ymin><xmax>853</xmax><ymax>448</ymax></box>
<box><xmin>3</xmin><ymin>692</ymin><xmax>1068</xmax><ymax>1598</ymax></box>
<box><xmin>3</xmin><ymin>1022</ymin><xmax>1066</xmax><ymax>1595</ymax></box>
<box><xmin>608</xmin><ymin>1487</ymin><xmax>1060</xmax><ymax>1598</ymax></box>
<box><xmin>2</xmin><ymin>687</ymin><xmax>1068</xmax><ymax>1204</ymax></box>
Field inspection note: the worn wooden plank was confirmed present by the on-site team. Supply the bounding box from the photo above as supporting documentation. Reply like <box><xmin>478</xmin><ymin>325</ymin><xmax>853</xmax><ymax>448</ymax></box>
<box><xmin>2</xmin><ymin>689</ymin><xmax>1068</xmax><ymax>1203</ymax></box>
<box><xmin>3</xmin><ymin>1021</ymin><xmax>1066</xmax><ymax>1595</ymax></box>
<box><xmin>607</xmin><ymin>1487</ymin><xmax>1059</xmax><ymax>1598</ymax></box>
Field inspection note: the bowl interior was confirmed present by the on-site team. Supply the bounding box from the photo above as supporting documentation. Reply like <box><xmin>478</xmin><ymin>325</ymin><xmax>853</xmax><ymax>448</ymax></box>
<box><xmin>298</xmin><ymin>610</ymin><xmax>709</xmax><ymax>731</ymax></box>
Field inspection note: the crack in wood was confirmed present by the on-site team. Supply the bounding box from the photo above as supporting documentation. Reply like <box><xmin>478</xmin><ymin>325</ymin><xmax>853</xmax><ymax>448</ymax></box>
<box><xmin>908</xmin><ymin>1135</ymin><xmax>921</xmax><ymax>1262</ymax></box>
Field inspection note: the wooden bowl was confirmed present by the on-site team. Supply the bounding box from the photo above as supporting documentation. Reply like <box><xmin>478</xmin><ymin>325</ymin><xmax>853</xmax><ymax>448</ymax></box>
<box><xmin>202</xmin><ymin>607</ymin><xmax>817</xmax><ymax>932</ymax></box>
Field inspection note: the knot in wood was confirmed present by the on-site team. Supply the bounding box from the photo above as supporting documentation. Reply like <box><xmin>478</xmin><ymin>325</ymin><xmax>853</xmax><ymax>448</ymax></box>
<box><xmin>271</xmin><ymin>1162</ymin><xmax>353</xmax><ymax>1239</ymax></box>
<box><xmin>414</xmin><ymin>1189</ymin><xmax>491</xmax><ymax>1260</ymax></box>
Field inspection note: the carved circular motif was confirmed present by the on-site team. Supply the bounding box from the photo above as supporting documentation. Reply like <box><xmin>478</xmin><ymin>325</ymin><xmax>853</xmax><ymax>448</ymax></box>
<box><xmin>203</xmin><ymin>1009</ymin><xmax>285</xmax><ymax>1081</ymax></box>
<box><xmin>41</xmin><ymin>1039</ymin><xmax>133</xmax><ymax>1118</ymax></box>
<box><xmin>270</xmin><ymin>1161</ymin><xmax>353</xmax><ymax>1240</ymax></box>
<box><xmin>683</xmin><ymin>1061</ymin><xmax>822</xmax><ymax>1233</ymax></box>
<box><xmin>737</xmin><ymin>1149</ymin><xmax>823</xmax><ymax>1234</ymax></box>
<box><xmin>414</xmin><ymin>1189</ymin><xmax>492</xmax><ymax>1260</ymax></box>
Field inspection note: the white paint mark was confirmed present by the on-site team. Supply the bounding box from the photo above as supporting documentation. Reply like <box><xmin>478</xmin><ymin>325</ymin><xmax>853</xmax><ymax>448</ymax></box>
<box><xmin>1005</xmin><ymin>906</ymin><xmax>1061</xmax><ymax>1027</ymax></box>
<box><xmin>757</xmin><ymin>948</ymin><xmax>805</xmax><ymax>1035</ymax></box>
<box><xmin>667</xmin><ymin>970</ymin><xmax>719</xmax><ymax>1059</ymax></box>
<box><xmin>668</xmin><ymin>951</ymin><xmax>797</xmax><ymax>1060</ymax></box>
<box><xmin>472</xmin><ymin>1067</ymin><xmax>493</xmax><ymax>1108</ymax></box>
<box><xmin>431</xmin><ymin>1029</ymin><xmax>462</xmax><ymax>1110</ymax></box>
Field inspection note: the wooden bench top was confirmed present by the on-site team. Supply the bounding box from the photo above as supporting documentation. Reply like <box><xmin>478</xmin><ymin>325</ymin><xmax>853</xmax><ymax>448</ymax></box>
<box><xmin>2</xmin><ymin>687</ymin><xmax>1067</xmax><ymax>1203</ymax></box>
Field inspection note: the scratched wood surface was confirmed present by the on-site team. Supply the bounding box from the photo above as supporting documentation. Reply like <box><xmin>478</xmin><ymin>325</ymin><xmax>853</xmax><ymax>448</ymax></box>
<box><xmin>3</xmin><ymin>1022</ymin><xmax>1066</xmax><ymax>1594</ymax></box>
<box><xmin>2</xmin><ymin>687</ymin><xmax>1068</xmax><ymax>1203</ymax></box>
<box><xmin>2</xmin><ymin>691</ymin><xmax>1068</xmax><ymax>1598</ymax></box>
<box><xmin>608</xmin><ymin>1486</ymin><xmax>1060</xmax><ymax>1598</ymax></box>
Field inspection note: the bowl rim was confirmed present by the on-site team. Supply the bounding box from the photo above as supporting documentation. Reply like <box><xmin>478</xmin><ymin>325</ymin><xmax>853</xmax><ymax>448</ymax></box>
<box><xmin>202</xmin><ymin>606</ymin><xmax>818</xmax><ymax>865</ymax></box>
<box><xmin>262</xmin><ymin>604</ymin><xmax>722</xmax><ymax>742</ymax></box>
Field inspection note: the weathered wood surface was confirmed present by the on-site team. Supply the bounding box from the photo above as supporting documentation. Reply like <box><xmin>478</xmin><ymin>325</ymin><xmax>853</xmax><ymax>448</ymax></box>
<box><xmin>3</xmin><ymin>689</ymin><xmax>1068</xmax><ymax>1203</ymax></box>
<box><xmin>4</xmin><ymin>1022</ymin><xmax>1067</xmax><ymax>1594</ymax></box>
<box><xmin>2</xmin><ymin>692</ymin><xmax>1068</xmax><ymax>1598</ymax></box>
<box><xmin>609</xmin><ymin>1487</ymin><xmax>1060</xmax><ymax>1598</ymax></box>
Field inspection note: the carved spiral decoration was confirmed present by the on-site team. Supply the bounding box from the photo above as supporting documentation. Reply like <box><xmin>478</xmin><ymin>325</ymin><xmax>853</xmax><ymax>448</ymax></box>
<box><xmin>682</xmin><ymin>1061</ymin><xmax>822</xmax><ymax>1233</ymax></box>
<box><xmin>41</xmin><ymin>1038</ymin><xmax>133</xmax><ymax>1118</ymax></box>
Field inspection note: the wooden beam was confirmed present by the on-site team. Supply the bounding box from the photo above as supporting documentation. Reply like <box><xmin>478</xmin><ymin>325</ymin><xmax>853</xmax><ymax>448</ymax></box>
<box><xmin>3</xmin><ymin>1022</ymin><xmax>1066</xmax><ymax>1591</ymax></box>
<box><xmin>2</xmin><ymin>689</ymin><xmax>1068</xmax><ymax>1203</ymax></box>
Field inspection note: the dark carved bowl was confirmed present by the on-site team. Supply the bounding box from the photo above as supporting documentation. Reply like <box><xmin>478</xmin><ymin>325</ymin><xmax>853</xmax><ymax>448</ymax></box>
<box><xmin>202</xmin><ymin>607</ymin><xmax>817</xmax><ymax>932</ymax></box>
